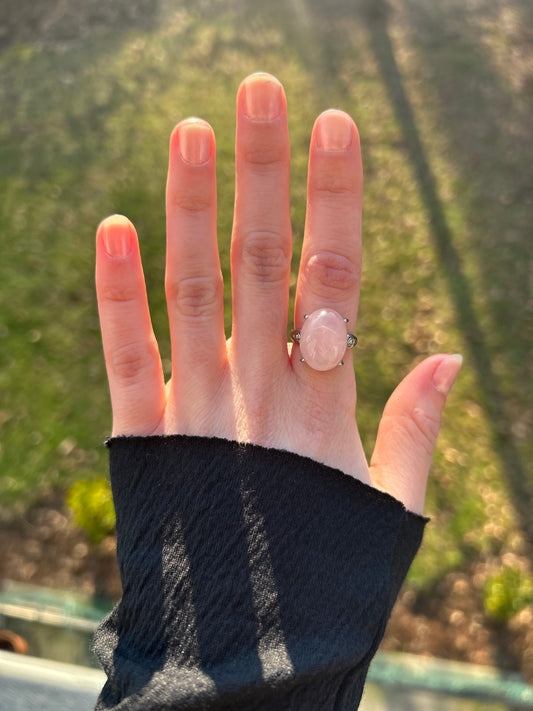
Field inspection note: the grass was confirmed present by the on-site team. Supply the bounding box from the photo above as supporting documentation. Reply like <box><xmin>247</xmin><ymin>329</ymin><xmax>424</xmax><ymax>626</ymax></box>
<box><xmin>0</xmin><ymin>0</ymin><xmax>531</xmax><ymax>596</ymax></box>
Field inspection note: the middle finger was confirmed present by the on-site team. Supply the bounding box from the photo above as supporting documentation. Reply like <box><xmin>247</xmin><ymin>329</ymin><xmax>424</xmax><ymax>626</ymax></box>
<box><xmin>230</xmin><ymin>73</ymin><xmax>292</xmax><ymax>373</ymax></box>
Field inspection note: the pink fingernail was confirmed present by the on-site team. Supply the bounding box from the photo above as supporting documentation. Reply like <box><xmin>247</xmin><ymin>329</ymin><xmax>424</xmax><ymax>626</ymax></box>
<box><xmin>316</xmin><ymin>110</ymin><xmax>354</xmax><ymax>151</ymax></box>
<box><xmin>101</xmin><ymin>215</ymin><xmax>134</xmax><ymax>258</ymax></box>
<box><xmin>432</xmin><ymin>354</ymin><xmax>463</xmax><ymax>396</ymax></box>
<box><xmin>243</xmin><ymin>73</ymin><xmax>282</xmax><ymax>120</ymax></box>
<box><xmin>178</xmin><ymin>119</ymin><xmax>212</xmax><ymax>165</ymax></box>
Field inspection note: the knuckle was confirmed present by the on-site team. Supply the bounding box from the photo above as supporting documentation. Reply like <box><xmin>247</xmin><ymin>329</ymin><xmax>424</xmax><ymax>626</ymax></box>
<box><xmin>302</xmin><ymin>250</ymin><xmax>360</xmax><ymax>299</ymax></box>
<box><xmin>171</xmin><ymin>188</ymin><xmax>212</xmax><ymax>214</ymax></box>
<box><xmin>237</xmin><ymin>232</ymin><xmax>290</xmax><ymax>283</ymax></box>
<box><xmin>166</xmin><ymin>273</ymin><xmax>222</xmax><ymax>319</ymax></box>
<box><xmin>243</xmin><ymin>142</ymin><xmax>286</xmax><ymax>169</ymax></box>
<box><xmin>316</xmin><ymin>181</ymin><xmax>357</xmax><ymax>198</ymax></box>
<box><xmin>313</xmin><ymin>168</ymin><xmax>359</xmax><ymax>198</ymax></box>
<box><xmin>101</xmin><ymin>285</ymin><xmax>138</xmax><ymax>304</ymax></box>
<box><xmin>401</xmin><ymin>408</ymin><xmax>441</xmax><ymax>457</ymax></box>
<box><xmin>109</xmin><ymin>339</ymin><xmax>158</xmax><ymax>384</ymax></box>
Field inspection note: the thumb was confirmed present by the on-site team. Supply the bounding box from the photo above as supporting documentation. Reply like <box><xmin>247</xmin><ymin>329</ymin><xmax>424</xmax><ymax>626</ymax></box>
<box><xmin>370</xmin><ymin>354</ymin><xmax>463</xmax><ymax>515</ymax></box>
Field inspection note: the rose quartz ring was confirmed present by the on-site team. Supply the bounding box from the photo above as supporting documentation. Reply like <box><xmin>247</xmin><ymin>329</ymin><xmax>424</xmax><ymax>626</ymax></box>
<box><xmin>290</xmin><ymin>308</ymin><xmax>357</xmax><ymax>371</ymax></box>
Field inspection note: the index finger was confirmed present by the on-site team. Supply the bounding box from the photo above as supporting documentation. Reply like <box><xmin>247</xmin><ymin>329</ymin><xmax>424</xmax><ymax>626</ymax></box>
<box><xmin>293</xmin><ymin>110</ymin><xmax>363</xmax><ymax>377</ymax></box>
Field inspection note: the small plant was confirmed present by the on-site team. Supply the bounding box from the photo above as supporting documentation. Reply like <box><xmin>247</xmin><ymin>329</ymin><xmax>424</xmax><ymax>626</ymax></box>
<box><xmin>67</xmin><ymin>477</ymin><xmax>115</xmax><ymax>544</ymax></box>
<box><xmin>483</xmin><ymin>566</ymin><xmax>533</xmax><ymax>622</ymax></box>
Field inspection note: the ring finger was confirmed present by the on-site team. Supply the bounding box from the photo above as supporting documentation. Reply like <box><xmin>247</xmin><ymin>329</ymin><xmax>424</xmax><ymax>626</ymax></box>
<box><xmin>165</xmin><ymin>118</ymin><xmax>226</xmax><ymax>425</ymax></box>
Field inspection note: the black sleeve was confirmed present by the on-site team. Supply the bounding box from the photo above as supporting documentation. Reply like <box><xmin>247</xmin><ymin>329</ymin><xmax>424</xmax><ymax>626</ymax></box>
<box><xmin>93</xmin><ymin>435</ymin><xmax>427</xmax><ymax>710</ymax></box>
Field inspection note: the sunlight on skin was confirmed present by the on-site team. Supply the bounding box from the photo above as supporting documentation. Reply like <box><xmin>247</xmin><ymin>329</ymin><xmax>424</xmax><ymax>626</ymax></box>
<box><xmin>96</xmin><ymin>73</ymin><xmax>462</xmax><ymax>515</ymax></box>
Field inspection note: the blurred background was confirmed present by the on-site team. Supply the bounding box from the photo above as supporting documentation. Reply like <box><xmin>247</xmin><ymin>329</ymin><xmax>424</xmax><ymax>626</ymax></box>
<box><xmin>0</xmin><ymin>0</ymin><xmax>531</xmax><ymax>693</ymax></box>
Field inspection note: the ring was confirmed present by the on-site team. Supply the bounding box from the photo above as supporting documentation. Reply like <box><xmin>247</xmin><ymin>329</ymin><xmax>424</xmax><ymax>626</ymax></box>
<box><xmin>290</xmin><ymin>308</ymin><xmax>357</xmax><ymax>371</ymax></box>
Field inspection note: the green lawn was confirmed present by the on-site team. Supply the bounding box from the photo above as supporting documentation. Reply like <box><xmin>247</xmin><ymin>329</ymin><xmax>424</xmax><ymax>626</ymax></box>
<box><xmin>1</xmin><ymin>0</ymin><xmax>531</xmax><ymax>599</ymax></box>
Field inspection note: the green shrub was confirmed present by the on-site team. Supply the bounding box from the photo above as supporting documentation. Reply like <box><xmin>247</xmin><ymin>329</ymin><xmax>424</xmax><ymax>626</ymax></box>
<box><xmin>67</xmin><ymin>477</ymin><xmax>115</xmax><ymax>544</ymax></box>
<box><xmin>483</xmin><ymin>566</ymin><xmax>533</xmax><ymax>622</ymax></box>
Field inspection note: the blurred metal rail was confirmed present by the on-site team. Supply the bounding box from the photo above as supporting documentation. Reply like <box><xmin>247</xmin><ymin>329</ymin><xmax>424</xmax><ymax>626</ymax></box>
<box><xmin>1</xmin><ymin>580</ymin><xmax>533</xmax><ymax>709</ymax></box>
<box><xmin>367</xmin><ymin>651</ymin><xmax>533</xmax><ymax>709</ymax></box>
<box><xmin>2</xmin><ymin>649</ymin><xmax>533</xmax><ymax>710</ymax></box>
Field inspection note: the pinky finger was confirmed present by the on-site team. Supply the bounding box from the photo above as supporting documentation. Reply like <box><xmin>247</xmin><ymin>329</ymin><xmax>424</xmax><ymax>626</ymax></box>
<box><xmin>96</xmin><ymin>215</ymin><xmax>166</xmax><ymax>435</ymax></box>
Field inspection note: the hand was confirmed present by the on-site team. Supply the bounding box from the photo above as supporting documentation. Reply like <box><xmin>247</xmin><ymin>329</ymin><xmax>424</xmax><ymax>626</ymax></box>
<box><xmin>95</xmin><ymin>72</ymin><xmax>461</xmax><ymax>515</ymax></box>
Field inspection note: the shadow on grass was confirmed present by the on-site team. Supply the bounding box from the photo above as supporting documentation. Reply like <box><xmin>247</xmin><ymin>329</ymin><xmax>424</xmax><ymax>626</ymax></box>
<box><xmin>374</xmin><ymin>0</ymin><xmax>532</xmax><ymax>530</ymax></box>
<box><xmin>279</xmin><ymin>0</ymin><xmax>532</xmax><ymax>541</ymax></box>
<box><xmin>171</xmin><ymin>0</ymin><xmax>532</xmax><ymax>544</ymax></box>
<box><xmin>2</xmin><ymin>0</ymin><xmax>529</xmax><ymax>540</ymax></box>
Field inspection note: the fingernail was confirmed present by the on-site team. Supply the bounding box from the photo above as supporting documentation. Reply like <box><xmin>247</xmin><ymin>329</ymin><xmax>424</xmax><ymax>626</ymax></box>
<box><xmin>243</xmin><ymin>73</ymin><xmax>282</xmax><ymax>120</ymax></box>
<box><xmin>316</xmin><ymin>110</ymin><xmax>354</xmax><ymax>151</ymax></box>
<box><xmin>178</xmin><ymin>119</ymin><xmax>212</xmax><ymax>165</ymax></box>
<box><xmin>432</xmin><ymin>354</ymin><xmax>463</xmax><ymax>396</ymax></box>
<box><xmin>101</xmin><ymin>215</ymin><xmax>134</xmax><ymax>258</ymax></box>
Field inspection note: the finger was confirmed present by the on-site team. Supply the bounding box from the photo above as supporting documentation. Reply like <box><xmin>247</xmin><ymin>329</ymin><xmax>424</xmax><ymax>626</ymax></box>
<box><xmin>96</xmin><ymin>215</ymin><xmax>166</xmax><ymax>435</ymax></box>
<box><xmin>293</xmin><ymin>110</ymin><xmax>362</xmax><ymax>376</ymax></box>
<box><xmin>230</xmin><ymin>73</ymin><xmax>292</xmax><ymax>371</ymax></box>
<box><xmin>165</xmin><ymin>119</ymin><xmax>226</xmax><ymax>414</ymax></box>
<box><xmin>370</xmin><ymin>354</ymin><xmax>463</xmax><ymax>514</ymax></box>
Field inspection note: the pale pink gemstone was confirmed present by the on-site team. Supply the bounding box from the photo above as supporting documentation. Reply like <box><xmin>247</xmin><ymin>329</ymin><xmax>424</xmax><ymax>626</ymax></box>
<box><xmin>299</xmin><ymin>308</ymin><xmax>347</xmax><ymax>371</ymax></box>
